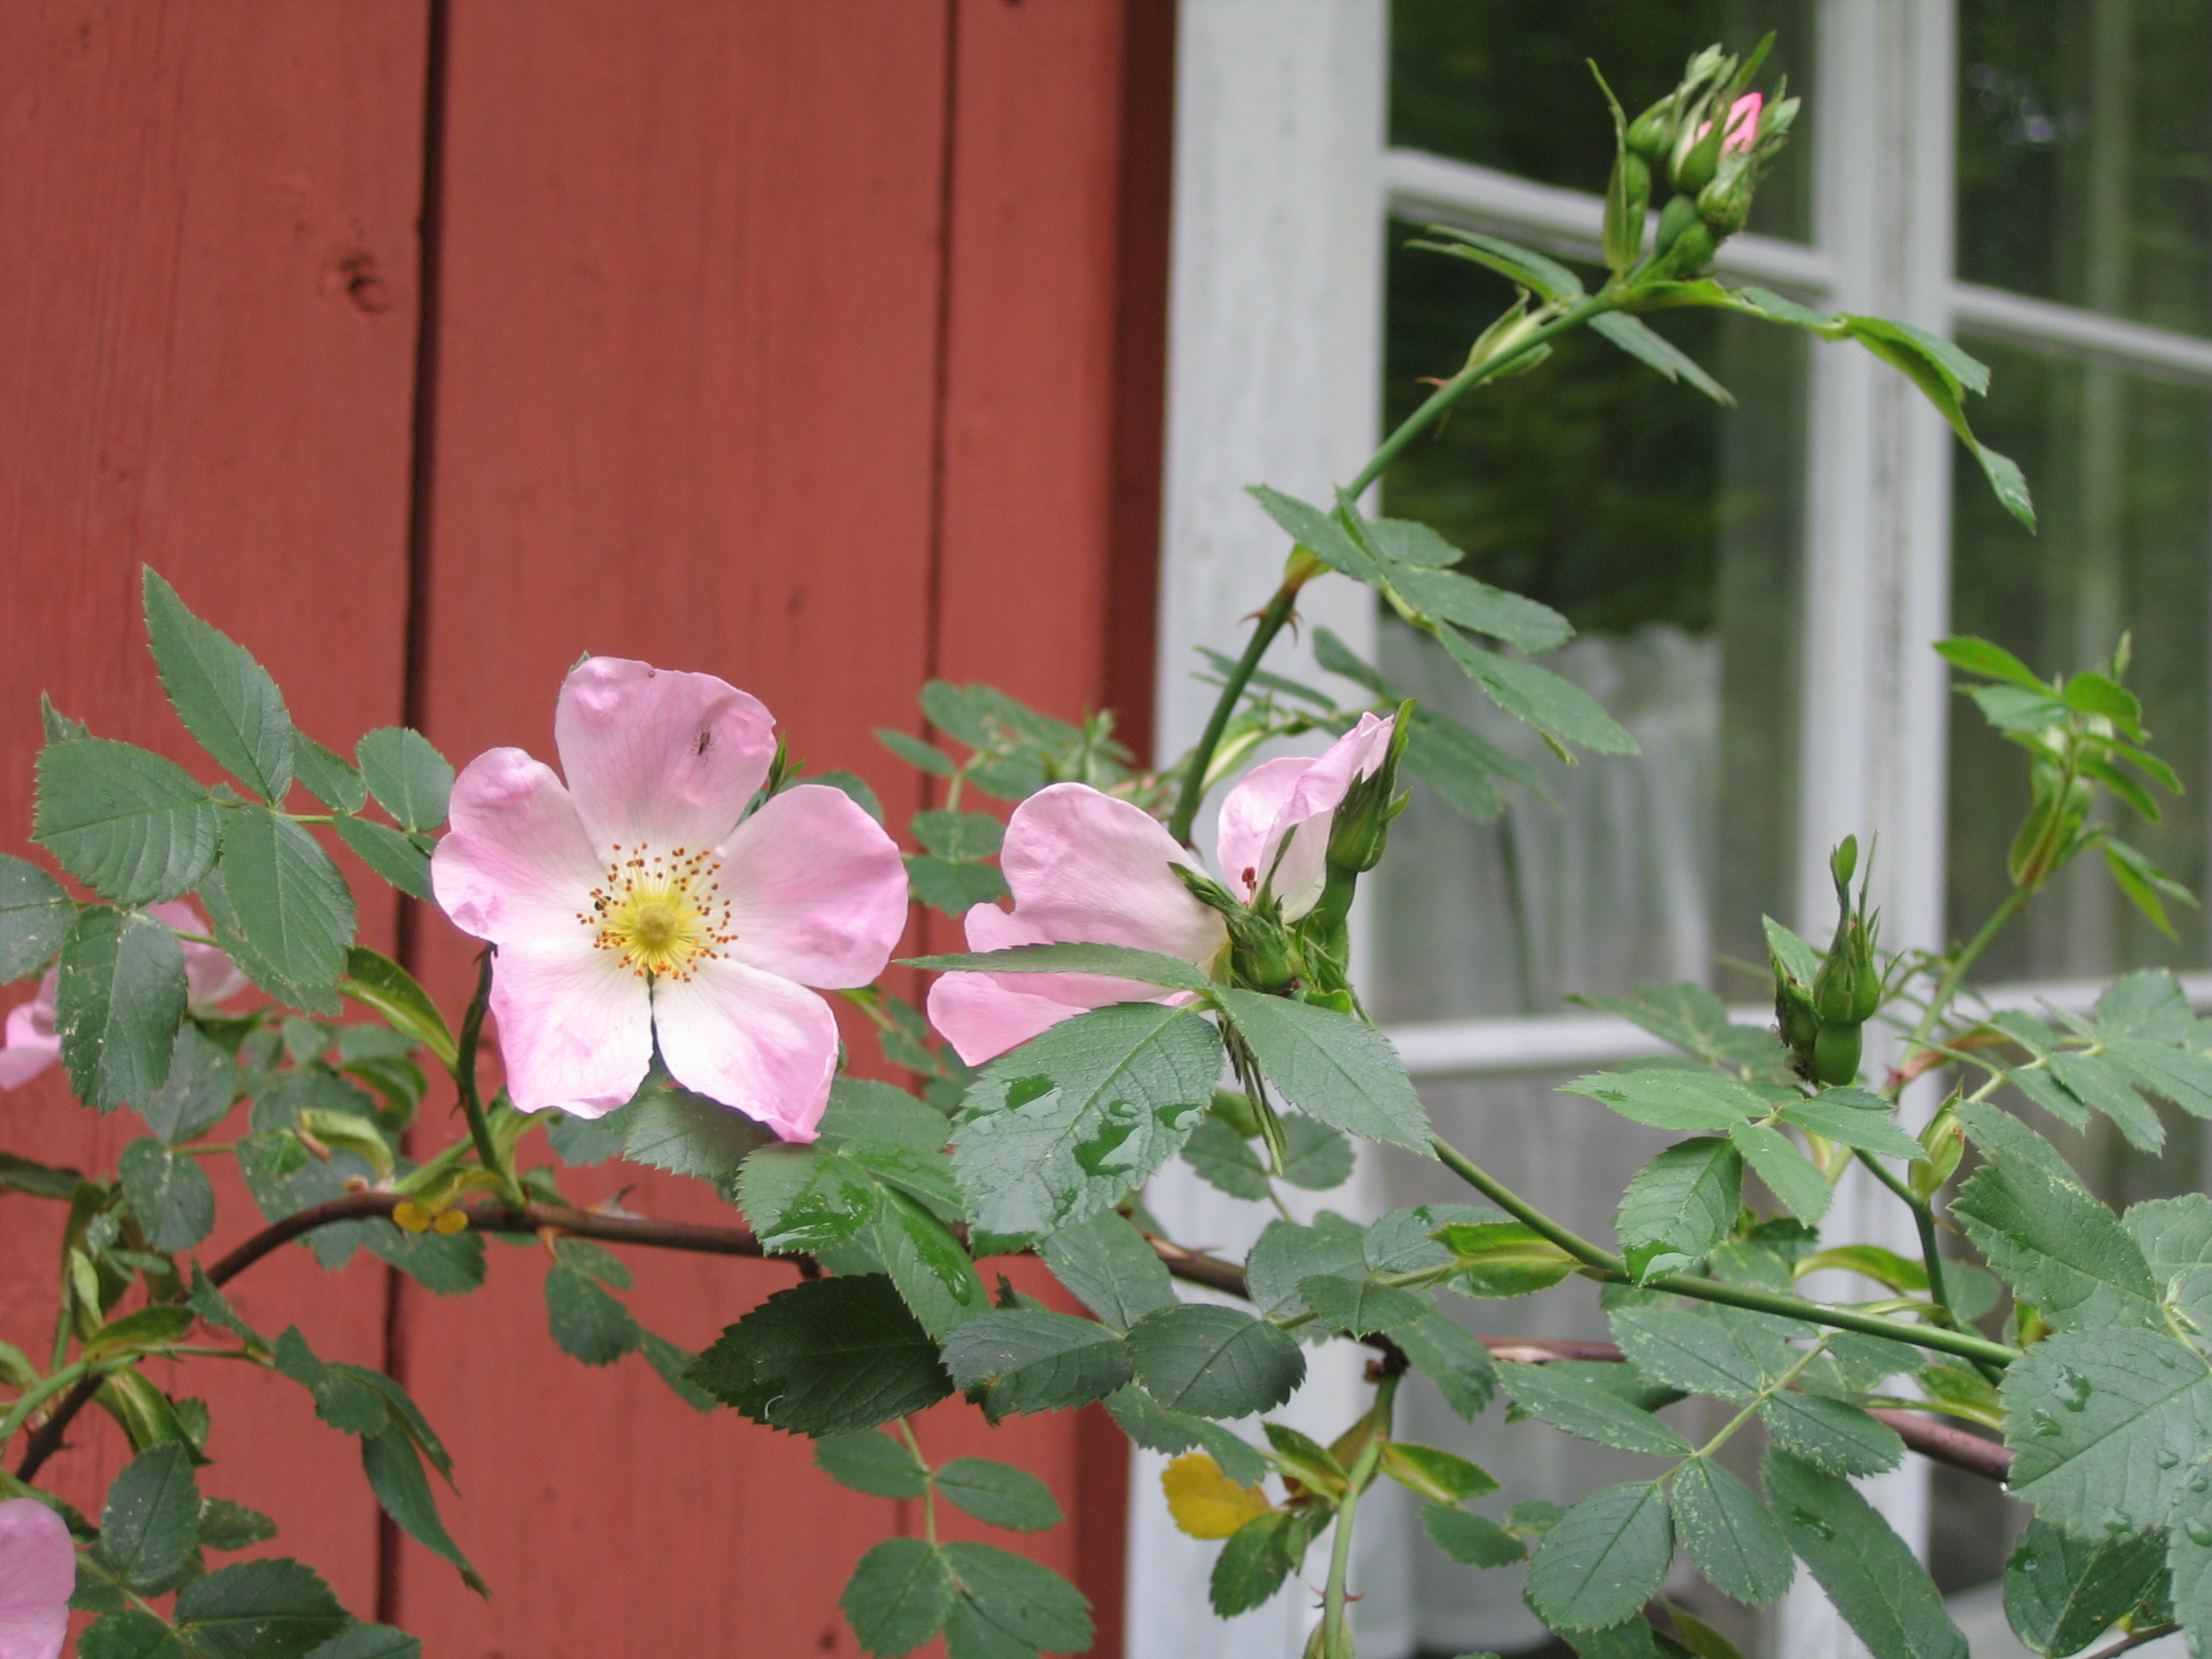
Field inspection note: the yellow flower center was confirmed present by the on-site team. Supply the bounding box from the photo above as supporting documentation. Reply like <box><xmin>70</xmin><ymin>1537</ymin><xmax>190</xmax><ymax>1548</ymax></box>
<box><xmin>582</xmin><ymin>844</ymin><xmax>734</xmax><ymax>981</ymax></box>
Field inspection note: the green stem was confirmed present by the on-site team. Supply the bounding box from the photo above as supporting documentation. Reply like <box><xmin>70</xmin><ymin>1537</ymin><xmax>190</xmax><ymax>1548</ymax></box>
<box><xmin>1167</xmin><ymin>583</ymin><xmax>1303</xmax><ymax>845</ymax></box>
<box><xmin>454</xmin><ymin>950</ymin><xmax>515</xmax><ymax>1200</ymax></box>
<box><xmin>1320</xmin><ymin>1375</ymin><xmax>1396</xmax><ymax>1658</ymax></box>
<box><xmin>1852</xmin><ymin>1149</ymin><xmax>1955</xmax><ymax>1319</ymax></box>
<box><xmin>895</xmin><ymin>1419</ymin><xmax>937</xmax><ymax>1545</ymax></box>
<box><xmin>1166</xmin><ymin>290</ymin><xmax>1615</xmax><ymax>847</ymax></box>
<box><xmin>1430</xmin><ymin>1135</ymin><xmax>2022</xmax><ymax>1368</ymax></box>
<box><xmin>1906</xmin><ymin>886</ymin><xmax>2029</xmax><ymax>1057</ymax></box>
<box><xmin>0</xmin><ymin>1362</ymin><xmax>89</xmax><ymax>1452</ymax></box>
<box><xmin>1691</xmin><ymin>1339</ymin><xmax>1829</xmax><ymax>1459</ymax></box>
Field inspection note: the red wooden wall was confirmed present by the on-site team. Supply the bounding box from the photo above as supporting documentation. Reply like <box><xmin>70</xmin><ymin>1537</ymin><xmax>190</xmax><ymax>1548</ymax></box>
<box><xmin>0</xmin><ymin>2</ymin><xmax>1175</xmax><ymax>1653</ymax></box>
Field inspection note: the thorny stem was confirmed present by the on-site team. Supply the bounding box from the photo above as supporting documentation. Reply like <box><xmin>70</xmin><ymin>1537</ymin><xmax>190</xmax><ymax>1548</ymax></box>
<box><xmin>1167</xmin><ymin>291</ymin><xmax>1615</xmax><ymax>847</ymax></box>
<box><xmin>1430</xmin><ymin>1135</ymin><xmax>2023</xmax><ymax>1368</ymax></box>
<box><xmin>1319</xmin><ymin>1373</ymin><xmax>1397</xmax><ymax>1658</ymax></box>
<box><xmin>0</xmin><ymin>1363</ymin><xmax>90</xmax><ymax>1458</ymax></box>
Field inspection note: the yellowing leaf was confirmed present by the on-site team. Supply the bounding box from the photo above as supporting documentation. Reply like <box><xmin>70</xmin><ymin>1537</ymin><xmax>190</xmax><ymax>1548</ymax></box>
<box><xmin>1161</xmin><ymin>1452</ymin><xmax>1272</xmax><ymax>1539</ymax></box>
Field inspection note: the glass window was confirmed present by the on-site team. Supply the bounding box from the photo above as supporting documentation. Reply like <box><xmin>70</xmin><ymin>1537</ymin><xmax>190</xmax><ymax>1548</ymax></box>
<box><xmin>1959</xmin><ymin>0</ymin><xmax>2212</xmax><ymax>334</ymax></box>
<box><xmin>1389</xmin><ymin>0</ymin><xmax>1817</xmax><ymax>242</ymax></box>
<box><xmin>1946</xmin><ymin>341</ymin><xmax>2212</xmax><ymax>981</ymax></box>
<box><xmin>1370</xmin><ymin>230</ymin><xmax>1807</xmax><ymax>1024</ymax></box>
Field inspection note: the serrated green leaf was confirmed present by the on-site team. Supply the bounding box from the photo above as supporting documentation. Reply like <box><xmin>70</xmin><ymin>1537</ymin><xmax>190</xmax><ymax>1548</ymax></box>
<box><xmin>621</xmin><ymin>1075</ymin><xmax>775</xmax><ymax>1185</ymax></box>
<box><xmin>873</xmin><ymin>1189</ymin><xmax>987</xmax><ymax>1339</ymax></box>
<box><xmin>1378</xmin><ymin>1442</ymin><xmax>1495</xmax><ymax>1503</ymax></box>
<box><xmin>1953</xmin><ymin>1101</ymin><xmax>2161</xmax><ymax>1331</ymax></box>
<box><xmin>1760</xmin><ymin>1393</ymin><xmax>1903</xmax><ymax>1476</ymax></box>
<box><xmin>1126</xmin><ymin>1304</ymin><xmax>1304</xmax><ymax>1418</ymax></box>
<box><xmin>2108</xmin><ymin>1038</ymin><xmax>2212</xmax><ymax>1121</ymax></box>
<box><xmin>1559</xmin><ymin>1069</ymin><xmax>1763</xmax><ymax>1132</ymax></box>
<box><xmin>1411</xmin><ymin>223</ymin><xmax>1585</xmax><ymax>303</ymax></box>
<box><xmin>544</xmin><ymin>1264</ymin><xmax>640</xmax><ymax>1365</ymax></box>
<box><xmin>290</xmin><ymin>739</ymin><xmax>366</xmax><ymax>814</ymax></box>
<box><xmin>1609</xmin><ymin>1305</ymin><xmax>1785</xmax><ymax>1405</ymax></box>
<box><xmin>216</xmin><ymin>808</ymin><xmax>354</xmax><ymax>995</ymax></box>
<box><xmin>911</xmin><ymin>809</ymin><xmax>1004</xmax><ymax>860</ymax></box>
<box><xmin>1038</xmin><ymin>1208</ymin><xmax>1177</xmax><ymax>1332</ymax></box>
<box><xmin>142</xmin><ymin>570</ymin><xmax>294</xmax><ymax>802</ymax></box>
<box><xmin>738</xmin><ymin>1144</ymin><xmax>884</xmax><ymax>1254</ymax></box>
<box><xmin>1591</xmin><ymin>311</ymin><xmax>1734</xmax><ymax>404</ymax></box>
<box><xmin>1179</xmin><ymin>1116</ymin><xmax>1272</xmax><ymax>1200</ymax></box>
<box><xmin>1387</xmin><ymin>564</ymin><xmax>1576</xmax><ymax>654</ymax></box>
<box><xmin>1525</xmin><ymin>1479</ymin><xmax>1674</xmax><ymax>1630</ymax></box>
<box><xmin>332</xmin><ymin>817</ymin><xmax>434</xmax><ymax>903</ymax></box>
<box><xmin>2003</xmin><ymin>1325</ymin><xmax>2212</xmax><ymax>1537</ymax></box>
<box><xmin>2002</xmin><ymin>1516</ymin><xmax>2165</xmax><ymax>1657</ymax></box>
<box><xmin>1765</xmin><ymin>1449</ymin><xmax>1966</xmax><ymax>1659</ymax></box>
<box><xmin>1435</xmin><ymin>631</ymin><xmax>1639</xmax><ymax>755</ymax></box>
<box><xmin>1245</xmin><ymin>485</ymin><xmax>1382</xmax><ymax>584</ymax></box>
<box><xmin>876</xmin><ymin>727</ymin><xmax>957</xmax><ymax>778</ymax></box>
<box><xmin>1577</xmin><ymin>981</ymin><xmax>1780</xmax><ymax>1070</ymax></box>
<box><xmin>362</xmin><ymin>1429</ymin><xmax>484</xmax><ymax>1595</ymax></box>
<box><xmin>1434</xmin><ymin>1220</ymin><xmax>1578</xmax><ymax>1297</ymax></box>
<box><xmin>633</xmin><ymin>1329</ymin><xmax>715</xmax><ymax>1413</ymax></box>
<box><xmin>78</xmin><ymin>1610</ymin><xmax>183</xmax><ymax>1659</ymax></box>
<box><xmin>0</xmin><ymin>853</ymin><xmax>71</xmax><ymax>981</ymax></box>
<box><xmin>690</xmin><ymin>1275</ymin><xmax>952</xmax><ymax>1436</ymax></box>
<box><xmin>0</xmin><ymin>1150</ymin><xmax>81</xmax><ymax>1200</ymax></box>
<box><xmin>1394</xmin><ymin>1308</ymin><xmax>1499</xmax><ymax>1418</ymax></box>
<box><xmin>905</xmin><ymin>855</ymin><xmax>1011</xmax><ymax>917</ymax></box>
<box><xmin>842</xmin><ymin>1538</ymin><xmax>954</xmax><ymax>1656</ymax></box>
<box><xmin>353</xmin><ymin>728</ymin><xmax>451</xmax><ymax>832</ymax></box>
<box><xmin>1296</xmin><ymin>1273</ymin><xmax>1428</xmax><ymax>1336</ymax></box>
<box><xmin>1100</xmin><ymin>1384</ymin><xmax>1269</xmax><ymax>1485</ymax></box>
<box><xmin>951</xmin><ymin>1002</ymin><xmax>1221</xmax><ymax>1235</ymax></box>
<box><xmin>940</xmin><ymin>1307</ymin><xmax>1131</xmax><ymax>1417</ymax></box>
<box><xmin>1842</xmin><ymin>314</ymin><xmax>2034</xmax><ymax>531</ymax></box>
<box><xmin>192</xmin><ymin>1499</ymin><xmax>275</xmax><ymax>1555</ymax></box>
<box><xmin>1730</xmin><ymin>1122</ymin><xmax>1831</xmax><ymax>1224</ymax></box>
<box><xmin>815</xmin><ymin>1429</ymin><xmax>930</xmax><ymax>1499</ymax></box>
<box><xmin>336</xmin><ymin>946</ymin><xmax>456</xmax><ymax>1069</ymax></box>
<box><xmin>1214</xmin><ymin>990</ymin><xmax>1429</xmax><ymax>1152</ymax></box>
<box><xmin>119</xmin><ymin>1138</ymin><xmax>215</xmax><ymax>1254</ymax></box>
<box><xmin>1277</xmin><ymin>1112</ymin><xmax>1354</xmax><ymax>1191</ymax></box>
<box><xmin>137</xmin><ymin>1023</ymin><xmax>238</xmax><ymax>1144</ymax></box>
<box><xmin>1421</xmin><ymin>1502</ymin><xmax>1526</xmax><ymax>1566</ymax></box>
<box><xmin>934</xmin><ymin>1458</ymin><xmax>1062</xmax><ymax>1532</ymax></box>
<box><xmin>1778</xmin><ymin>1089</ymin><xmax>1927</xmax><ymax>1160</ymax></box>
<box><xmin>1673</xmin><ymin>1456</ymin><xmax>1792</xmax><ymax>1606</ymax></box>
<box><xmin>910</xmin><ymin>941</ymin><xmax>1209</xmax><ymax>992</ymax></box>
<box><xmin>34</xmin><ymin>740</ymin><xmax>221</xmax><ymax>905</ymax></box>
<box><xmin>1244</xmin><ymin>1213</ymin><xmax>1368</xmax><ymax>1318</ymax></box>
<box><xmin>301</xmin><ymin>1627</ymin><xmax>419</xmax><ymax>1659</ymax></box>
<box><xmin>1494</xmin><ymin>1360</ymin><xmax>1691</xmax><ymax>1456</ymax></box>
<box><xmin>1615</xmin><ymin>1138</ymin><xmax>1740</xmax><ymax>1283</ymax></box>
<box><xmin>940</xmin><ymin>1542</ymin><xmax>1091</xmax><ymax>1655</ymax></box>
<box><xmin>2046</xmin><ymin>1051</ymin><xmax>2163</xmax><ymax>1151</ymax></box>
<box><xmin>57</xmin><ymin>907</ymin><xmax>187</xmax><ymax>1109</ymax></box>
<box><xmin>102</xmin><ymin>1443</ymin><xmax>201</xmax><ymax>1592</ymax></box>
<box><xmin>1209</xmin><ymin>1510</ymin><xmax>1307</xmax><ymax>1615</ymax></box>
<box><xmin>173</xmin><ymin>1558</ymin><xmax>350</xmax><ymax>1659</ymax></box>
<box><xmin>1936</xmin><ymin>635</ymin><xmax>2049</xmax><ymax>692</ymax></box>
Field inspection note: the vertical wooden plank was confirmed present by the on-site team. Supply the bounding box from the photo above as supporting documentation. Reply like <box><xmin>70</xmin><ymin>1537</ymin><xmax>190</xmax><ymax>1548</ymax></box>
<box><xmin>0</xmin><ymin>0</ymin><xmax>428</xmax><ymax>1619</ymax></box>
<box><xmin>928</xmin><ymin>5</ymin><xmax>1178</xmax><ymax>1653</ymax></box>
<box><xmin>396</xmin><ymin>3</ymin><xmax>957</xmax><ymax>1650</ymax></box>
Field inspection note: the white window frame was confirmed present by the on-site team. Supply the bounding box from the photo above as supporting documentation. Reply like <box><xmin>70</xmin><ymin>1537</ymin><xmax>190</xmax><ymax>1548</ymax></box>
<box><xmin>1143</xmin><ymin>3</ymin><xmax>2212</xmax><ymax>1656</ymax></box>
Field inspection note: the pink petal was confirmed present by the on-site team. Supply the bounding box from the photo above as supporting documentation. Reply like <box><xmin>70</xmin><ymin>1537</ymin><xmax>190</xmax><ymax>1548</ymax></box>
<box><xmin>1722</xmin><ymin>91</ymin><xmax>1762</xmax><ymax>154</ymax></box>
<box><xmin>1214</xmin><ymin>713</ymin><xmax>1394</xmax><ymax>917</ymax></box>
<box><xmin>650</xmin><ymin>958</ymin><xmax>840</xmax><ymax>1141</ymax></box>
<box><xmin>0</xmin><ymin>977</ymin><xmax>59</xmax><ymax>1091</ymax></box>
<box><xmin>928</xmin><ymin>969</ymin><xmax>1089</xmax><ymax>1066</ymax></box>
<box><xmin>999</xmin><ymin>783</ymin><xmax>1226</xmax><ymax>967</ymax></box>
<box><xmin>554</xmin><ymin>658</ymin><xmax>775</xmax><ymax>854</ymax></box>
<box><xmin>718</xmin><ymin>785</ymin><xmax>908</xmax><ymax>989</ymax></box>
<box><xmin>486</xmin><ymin>941</ymin><xmax>653</xmax><ymax>1118</ymax></box>
<box><xmin>433</xmin><ymin>748</ymin><xmax>604</xmax><ymax>950</ymax></box>
<box><xmin>0</xmin><ymin>1499</ymin><xmax>72</xmax><ymax>1659</ymax></box>
<box><xmin>148</xmin><ymin>901</ymin><xmax>249</xmax><ymax>1005</ymax></box>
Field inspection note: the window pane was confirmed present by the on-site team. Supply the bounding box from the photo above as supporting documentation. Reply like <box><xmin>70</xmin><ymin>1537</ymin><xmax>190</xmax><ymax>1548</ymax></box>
<box><xmin>1369</xmin><ymin>224</ymin><xmax>1806</xmax><ymax>1023</ymax></box>
<box><xmin>1959</xmin><ymin>0</ymin><xmax>2212</xmax><ymax>335</ymax></box>
<box><xmin>1947</xmin><ymin>336</ymin><xmax>2212</xmax><ymax>981</ymax></box>
<box><xmin>1388</xmin><ymin>0</ymin><xmax>1816</xmax><ymax>242</ymax></box>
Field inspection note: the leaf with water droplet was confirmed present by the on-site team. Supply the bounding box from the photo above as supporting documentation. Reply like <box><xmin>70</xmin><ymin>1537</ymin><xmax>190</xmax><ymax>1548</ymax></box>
<box><xmin>2004</xmin><ymin>1327</ymin><xmax>2212</xmax><ymax>1540</ymax></box>
<box><xmin>1767</xmin><ymin>1449</ymin><xmax>1966</xmax><ymax>1659</ymax></box>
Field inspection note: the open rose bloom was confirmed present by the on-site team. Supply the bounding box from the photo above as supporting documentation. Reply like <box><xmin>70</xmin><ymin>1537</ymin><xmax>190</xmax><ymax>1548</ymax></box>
<box><xmin>0</xmin><ymin>900</ymin><xmax>245</xmax><ymax>1091</ymax></box>
<box><xmin>928</xmin><ymin>713</ymin><xmax>1394</xmax><ymax>1064</ymax></box>
<box><xmin>432</xmin><ymin>658</ymin><xmax>908</xmax><ymax>1139</ymax></box>
<box><xmin>0</xmin><ymin>1499</ymin><xmax>71</xmax><ymax>1659</ymax></box>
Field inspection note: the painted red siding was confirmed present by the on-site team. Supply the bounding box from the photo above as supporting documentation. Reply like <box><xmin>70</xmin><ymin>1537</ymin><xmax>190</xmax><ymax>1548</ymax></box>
<box><xmin>1</xmin><ymin>2</ymin><xmax>1172</xmax><ymax>1654</ymax></box>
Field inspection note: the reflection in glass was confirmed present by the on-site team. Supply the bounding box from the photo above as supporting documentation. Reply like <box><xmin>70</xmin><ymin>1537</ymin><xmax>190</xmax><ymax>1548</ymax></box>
<box><xmin>1369</xmin><ymin>225</ymin><xmax>1805</xmax><ymax>1025</ymax></box>
<box><xmin>1946</xmin><ymin>337</ymin><xmax>2212</xmax><ymax>984</ymax></box>
<box><xmin>1958</xmin><ymin>0</ymin><xmax>2212</xmax><ymax>335</ymax></box>
<box><xmin>1388</xmin><ymin>0</ymin><xmax>1815</xmax><ymax>243</ymax></box>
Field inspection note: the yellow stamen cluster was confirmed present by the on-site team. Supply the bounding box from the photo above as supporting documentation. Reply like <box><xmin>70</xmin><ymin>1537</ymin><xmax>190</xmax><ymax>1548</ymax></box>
<box><xmin>583</xmin><ymin>842</ymin><xmax>735</xmax><ymax>981</ymax></box>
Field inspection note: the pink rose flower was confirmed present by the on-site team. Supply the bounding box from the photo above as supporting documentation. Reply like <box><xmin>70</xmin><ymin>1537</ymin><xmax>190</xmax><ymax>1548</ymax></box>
<box><xmin>0</xmin><ymin>1498</ymin><xmax>72</xmax><ymax>1659</ymax></box>
<box><xmin>1693</xmin><ymin>90</ymin><xmax>1763</xmax><ymax>156</ymax></box>
<box><xmin>0</xmin><ymin>900</ymin><xmax>244</xmax><ymax>1091</ymax></box>
<box><xmin>431</xmin><ymin>657</ymin><xmax>908</xmax><ymax>1139</ymax></box>
<box><xmin>927</xmin><ymin>714</ymin><xmax>1395</xmax><ymax>1066</ymax></box>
